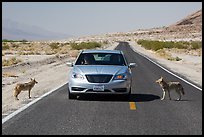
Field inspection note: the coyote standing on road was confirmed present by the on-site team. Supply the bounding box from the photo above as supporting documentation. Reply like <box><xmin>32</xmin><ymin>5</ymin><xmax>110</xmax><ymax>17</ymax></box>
<box><xmin>13</xmin><ymin>78</ymin><xmax>38</xmax><ymax>100</ymax></box>
<box><xmin>156</xmin><ymin>76</ymin><xmax>185</xmax><ymax>100</ymax></box>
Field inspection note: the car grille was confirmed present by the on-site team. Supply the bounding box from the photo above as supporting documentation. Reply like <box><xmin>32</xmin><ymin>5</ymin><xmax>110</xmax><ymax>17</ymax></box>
<box><xmin>85</xmin><ymin>74</ymin><xmax>113</xmax><ymax>83</ymax></box>
<box><xmin>86</xmin><ymin>89</ymin><xmax>111</xmax><ymax>92</ymax></box>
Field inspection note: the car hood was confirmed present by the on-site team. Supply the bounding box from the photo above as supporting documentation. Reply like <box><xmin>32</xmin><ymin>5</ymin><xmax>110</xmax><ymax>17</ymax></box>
<box><xmin>73</xmin><ymin>65</ymin><xmax>128</xmax><ymax>75</ymax></box>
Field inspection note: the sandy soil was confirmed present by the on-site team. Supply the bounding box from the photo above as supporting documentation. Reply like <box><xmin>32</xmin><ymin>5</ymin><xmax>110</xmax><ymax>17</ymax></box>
<box><xmin>2</xmin><ymin>42</ymin><xmax>202</xmax><ymax>119</ymax></box>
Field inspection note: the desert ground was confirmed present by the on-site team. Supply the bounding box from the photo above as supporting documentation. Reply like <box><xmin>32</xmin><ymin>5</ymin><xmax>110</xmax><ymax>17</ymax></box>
<box><xmin>2</xmin><ymin>41</ymin><xmax>202</xmax><ymax>119</ymax></box>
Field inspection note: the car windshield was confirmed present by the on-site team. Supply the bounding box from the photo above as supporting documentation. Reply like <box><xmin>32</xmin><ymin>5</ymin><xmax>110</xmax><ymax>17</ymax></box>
<box><xmin>75</xmin><ymin>53</ymin><xmax>126</xmax><ymax>66</ymax></box>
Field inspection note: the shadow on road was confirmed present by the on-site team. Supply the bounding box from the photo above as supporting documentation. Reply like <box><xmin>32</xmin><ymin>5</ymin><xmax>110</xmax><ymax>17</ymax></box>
<box><xmin>77</xmin><ymin>93</ymin><xmax>160</xmax><ymax>102</ymax></box>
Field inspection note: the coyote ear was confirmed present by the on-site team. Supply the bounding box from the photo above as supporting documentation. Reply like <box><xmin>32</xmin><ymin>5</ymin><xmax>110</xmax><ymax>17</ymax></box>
<box><xmin>30</xmin><ymin>78</ymin><xmax>33</xmax><ymax>80</ymax></box>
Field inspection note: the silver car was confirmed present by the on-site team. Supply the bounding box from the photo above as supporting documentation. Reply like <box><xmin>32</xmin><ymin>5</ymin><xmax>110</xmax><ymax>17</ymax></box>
<box><xmin>67</xmin><ymin>50</ymin><xmax>136</xmax><ymax>99</ymax></box>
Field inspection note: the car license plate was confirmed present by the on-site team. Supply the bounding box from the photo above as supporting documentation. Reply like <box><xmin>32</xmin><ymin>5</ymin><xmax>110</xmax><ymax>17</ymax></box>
<box><xmin>93</xmin><ymin>85</ymin><xmax>104</xmax><ymax>91</ymax></box>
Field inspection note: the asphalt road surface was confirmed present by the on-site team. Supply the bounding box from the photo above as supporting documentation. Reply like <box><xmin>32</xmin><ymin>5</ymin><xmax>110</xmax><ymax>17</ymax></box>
<box><xmin>2</xmin><ymin>42</ymin><xmax>202</xmax><ymax>135</ymax></box>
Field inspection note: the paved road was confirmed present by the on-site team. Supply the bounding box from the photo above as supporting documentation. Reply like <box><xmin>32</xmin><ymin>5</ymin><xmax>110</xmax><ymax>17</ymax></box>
<box><xmin>2</xmin><ymin>42</ymin><xmax>202</xmax><ymax>135</ymax></box>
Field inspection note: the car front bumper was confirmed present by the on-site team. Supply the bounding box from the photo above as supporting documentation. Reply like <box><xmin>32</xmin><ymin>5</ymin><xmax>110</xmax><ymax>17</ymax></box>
<box><xmin>68</xmin><ymin>78</ymin><xmax>131</xmax><ymax>95</ymax></box>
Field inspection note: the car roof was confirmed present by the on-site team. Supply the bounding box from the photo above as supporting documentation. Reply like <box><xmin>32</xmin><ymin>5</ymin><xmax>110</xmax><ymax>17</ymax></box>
<box><xmin>82</xmin><ymin>50</ymin><xmax>122</xmax><ymax>54</ymax></box>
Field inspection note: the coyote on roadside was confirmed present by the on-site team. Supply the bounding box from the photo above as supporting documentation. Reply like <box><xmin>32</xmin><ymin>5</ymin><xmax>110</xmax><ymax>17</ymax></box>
<box><xmin>13</xmin><ymin>78</ymin><xmax>38</xmax><ymax>100</ymax></box>
<box><xmin>156</xmin><ymin>76</ymin><xmax>185</xmax><ymax>101</ymax></box>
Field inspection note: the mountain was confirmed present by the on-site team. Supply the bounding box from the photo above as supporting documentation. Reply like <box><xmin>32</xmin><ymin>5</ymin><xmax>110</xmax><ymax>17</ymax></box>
<box><xmin>2</xmin><ymin>18</ymin><xmax>74</xmax><ymax>41</ymax></box>
<box><xmin>175</xmin><ymin>9</ymin><xmax>202</xmax><ymax>26</ymax></box>
<box><xmin>166</xmin><ymin>9</ymin><xmax>202</xmax><ymax>33</ymax></box>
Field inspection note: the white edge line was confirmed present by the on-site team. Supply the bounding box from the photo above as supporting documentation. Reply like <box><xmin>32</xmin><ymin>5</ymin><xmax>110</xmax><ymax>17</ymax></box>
<box><xmin>2</xmin><ymin>82</ymin><xmax>68</xmax><ymax>124</ymax></box>
<box><xmin>130</xmin><ymin>45</ymin><xmax>202</xmax><ymax>91</ymax></box>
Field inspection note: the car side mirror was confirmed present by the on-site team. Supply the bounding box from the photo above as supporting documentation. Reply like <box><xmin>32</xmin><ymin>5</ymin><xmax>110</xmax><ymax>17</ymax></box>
<box><xmin>128</xmin><ymin>63</ymin><xmax>136</xmax><ymax>68</ymax></box>
<box><xmin>66</xmin><ymin>62</ymin><xmax>73</xmax><ymax>67</ymax></box>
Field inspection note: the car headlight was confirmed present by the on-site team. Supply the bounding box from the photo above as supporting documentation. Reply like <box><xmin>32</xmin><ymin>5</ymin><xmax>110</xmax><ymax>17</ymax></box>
<box><xmin>72</xmin><ymin>72</ymin><xmax>84</xmax><ymax>80</ymax></box>
<box><xmin>113</xmin><ymin>73</ymin><xmax>127</xmax><ymax>80</ymax></box>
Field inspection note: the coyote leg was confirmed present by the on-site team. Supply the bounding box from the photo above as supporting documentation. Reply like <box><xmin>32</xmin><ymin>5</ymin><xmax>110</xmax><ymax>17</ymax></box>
<box><xmin>176</xmin><ymin>90</ymin><xmax>182</xmax><ymax>101</ymax></box>
<box><xmin>161</xmin><ymin>91</ymin><xmax>166</xmax><ymax>100</ymax></box>
<box><xmin>168</xmin><ymin>90</ymin><xmax>171</xmax><ymax>100</ymax></box>
<box><xmin>13</xmin><ymin>90</ymin><xmax>20</xmax><ymax>100</ymax></box>
<box><xmin>28</xmin><ymin>89</ymin><xmax>31</xmax><ymax>99</ymax></box>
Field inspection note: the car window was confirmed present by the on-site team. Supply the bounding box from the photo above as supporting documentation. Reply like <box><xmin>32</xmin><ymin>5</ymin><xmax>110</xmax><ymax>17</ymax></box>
<box><xmin>75</xmin><ymin>53</ymin><xmax>126</xmax><ymax>66</ymax></box>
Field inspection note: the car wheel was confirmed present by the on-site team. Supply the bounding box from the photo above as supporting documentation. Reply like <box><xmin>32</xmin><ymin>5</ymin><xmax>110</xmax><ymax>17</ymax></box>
<box><xmin>129</xmin><ymin>87</ymin><xmax>132</xmax><ymax>95</ymax></box>
<box><xmin>124</xmin><ymin>87</ymin><xmax>131</xmax><ymax>100</ymax></box>
<box><xmin>68</xmin><ymin>92</ymin><xmax>77</xmax><ymax>99</ymax></box>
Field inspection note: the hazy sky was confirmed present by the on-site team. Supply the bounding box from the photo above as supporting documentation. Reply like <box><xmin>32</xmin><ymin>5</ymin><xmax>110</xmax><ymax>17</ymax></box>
<box><xmin>2</xmin><ymin>2</ymin><xmax>202</xmax><ymax>37</ymax></box>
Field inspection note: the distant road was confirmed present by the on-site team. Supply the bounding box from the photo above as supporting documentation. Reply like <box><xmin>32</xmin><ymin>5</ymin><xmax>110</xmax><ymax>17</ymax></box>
<box><xmin>2</xmin><ymin>42</ymin><xmax>202</xmax><ymax>135</ymax></box>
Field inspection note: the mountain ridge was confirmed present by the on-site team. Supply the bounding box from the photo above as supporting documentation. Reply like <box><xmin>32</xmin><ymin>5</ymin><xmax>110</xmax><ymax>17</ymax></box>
<box><xmin>2</xmin><ymin>18</ymin><xmax>74</xmax><ymax>41</ymax></box>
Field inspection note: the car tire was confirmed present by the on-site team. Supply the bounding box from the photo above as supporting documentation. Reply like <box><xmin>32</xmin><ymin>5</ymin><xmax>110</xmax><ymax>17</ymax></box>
<box><xmin>68</xmin><ymin>92</ymin><xmax>76</xmax><ymax>99</ymax></box>
<box><xmin>129</xmin><ymin>87</ymin><xmax>132</xmax><ymax>95</ymax></box>
<box><xmin>124</xmin><ymin>87</ymin><xmax>131</xmax><ymax>100</ymax></box>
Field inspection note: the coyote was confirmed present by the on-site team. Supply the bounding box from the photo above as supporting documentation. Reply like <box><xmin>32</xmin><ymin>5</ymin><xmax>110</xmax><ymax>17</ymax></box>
<box><xmin>156</xmin><ymin>76</ymin><xmax>185</xmax><ymax>100</ymax></box>
<box><xmin>13</xmin><ymin>78</ymin><xmax>38</xmax><ymax>100</ymax></box>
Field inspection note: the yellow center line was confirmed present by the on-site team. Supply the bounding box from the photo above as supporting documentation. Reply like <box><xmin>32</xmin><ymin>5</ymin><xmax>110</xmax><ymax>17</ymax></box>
<box><xmin>129</xmin><ymin>102</ymin><xmax>136</xmax><ymax>110</ymax></box>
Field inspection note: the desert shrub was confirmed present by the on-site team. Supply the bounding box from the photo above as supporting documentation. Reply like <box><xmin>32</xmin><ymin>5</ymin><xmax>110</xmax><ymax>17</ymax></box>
<box><xmin>70</xmin><ymin>43</ymin><xmax>78</xmax><ymax>49</ymax></box>
<box><xmin>49</xmin><ymin>43</ymin><xmax>60</xmax><ymax>50</ymax></box>
<box><xmin>20</xmin><ymin>39</ymin><xmax>28</xmax><ymax>43</ymax></box>
<box><xmin>2</xmin><ymin>39</ymin><xmax>28</xmax><ymax>42</ymax></box>
<box><xmin>168</xmin><ymin>56</ymin><xmax>182</xmax><ymax>61</ymax></box>
<box><xmin>136</xmin><ymin>40</ymin><xmax>198</xmax><ymax>51</ymax></box>
<box><xmin>2</xmin><ymin>39</ymin><xmax>15</xmax><ymax>42</ymax></box>
<box><xmin>2</xmin><ymin>57</ymin><xmax>22</xmax><ymax>66</ymax></box>
<box><xmin>2</xmin><ymin>45</ymin><xmax>10</xmax><ymax>50</ymax></box>
<box><xmin>190</xmin><ymin>41</ymin><xmax>202</xmax><ymax>50</ymax></box>
<box><xmin>61</xmin><ymin>42</ymin><xmax>70</xmax><ymax>46</ymax></box>
<box><xmin>137</xmin><ymin>40</ymin><xmax>164</xmax><ymax>51</ymax></box>
<box><xmin>70</xmin><ymin>42</ymin><xmax>101</xmax><ymax>50</ymax></box>
<box><xmin>11</xmin><ymin>44</ymin><xmax>20</xmax><ymax>48</ymax></box>
<box><xmin>58</xmin><ymin>46</ymin><xmax>70</xmax><ymax>54</ymax></box>
<box><xmin>172</xmin><ymin>42</ymin><xmax>187</xmax><ymax>49</ymax></box>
